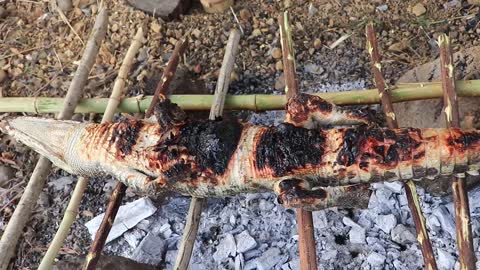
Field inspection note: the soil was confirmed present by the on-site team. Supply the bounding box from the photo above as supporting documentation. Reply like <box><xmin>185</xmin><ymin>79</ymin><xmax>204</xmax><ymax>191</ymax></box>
<box><xmin>1</xmin><ymin>0</ymin><xmax>480</xmax><ymax>269</ymax></box>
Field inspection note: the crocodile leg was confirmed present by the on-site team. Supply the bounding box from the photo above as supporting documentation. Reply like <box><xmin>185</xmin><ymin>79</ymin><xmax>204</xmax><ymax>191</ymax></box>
<box><xmin>285</xmin><ymin>93</ymin><xmax>375</xmax><ymax>128</ymax></box>
<box><xmin>274</xmin><ymin>178</ymin><xmax>372</xmax><ymax>210</ymax></box>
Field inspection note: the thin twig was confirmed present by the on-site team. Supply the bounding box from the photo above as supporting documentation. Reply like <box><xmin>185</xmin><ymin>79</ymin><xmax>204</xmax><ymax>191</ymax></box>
<box><xmin>55</xmin><ymin>5</ymin><xmax>85</xmax><ymax>47</ymax></box>
<box><xmin>174</xmin><ymin>28</ymin><xmax>241</xmax><ymax>270</ymax></box>
<box><xmin>229</xmin><ymin>7</ymin><xmax>244</xmax><ymax>35</ymax></box>
<box><xmin>82</xmin><ymin>37</ymin><xmax>188</xmax><ymax>270</ymax></box>
<box><xmin>366</xmin><ymin>22</ymin><xmax>437</xmax><ymax>270</ymax></box>
<box><xmin>279</xmin><ymin>11</ymin><xmax>317</xmax><ymax>270</ymax></box>
<box><xmin>0</xmin><ymin>7</ymin><xmax>108</xmax><ymax>270</ymax></box>
<box><xmin>438</xmin><ymin>33</ymin><xmax>476</xmax><ymax>270</ymax></box>
<box><xmin>38</xmin><ymin>27</ymin><xmax>143</xmax><ymax>270</ymax></box>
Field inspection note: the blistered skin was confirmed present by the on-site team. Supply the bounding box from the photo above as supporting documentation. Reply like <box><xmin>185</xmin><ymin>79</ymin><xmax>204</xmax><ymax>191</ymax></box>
<box><xmin>54</xmin><ymin>118</ymin><xmax>480</xmax><ymax>198</ymax></box>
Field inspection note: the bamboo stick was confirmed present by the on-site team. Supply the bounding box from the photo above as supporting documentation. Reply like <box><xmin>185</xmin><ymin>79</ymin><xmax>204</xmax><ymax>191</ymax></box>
<box><xmin>438</xmin><ymin>33</ymin><xmax>476</xmax><ymax>270</ymax></box>
<box><xmin>278</xmin><ymin>11</ymin><xmax>317</xmax><ymax>270</ymax></box>
<box><xmin>38</xmin><ymin>27</ymin><xmax>144</xmax><ymax>270</ymax></box>
<box><xmin>83</xmin><ymin>37</ymin><xmax>188</xmax><ymax>270</ymax></box>
<box><xmin>366</xmin><ymin>23</ymin><xmax>438</xmax><ymax>270</ymax></box>
<box><xmin>174</xmin><ymin>28</ymin><xmax>241</xmax><ymax>270</ymax></box>
<box><xmin>1</xmin><ymin>80</ymin><xmax>480</xmax><ymax>113</ymax></box>
<box><xmin>0</xmin><ymin>8</ymin><xmax>109</xmax><ymax>270</ymax></box>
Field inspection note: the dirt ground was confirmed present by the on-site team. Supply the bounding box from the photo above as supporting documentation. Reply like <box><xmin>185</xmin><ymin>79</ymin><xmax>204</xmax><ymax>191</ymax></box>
<box><xmin>1</xmin><ymin>0</ymin><xmax>480</xmax><ymax>269</ymax></box>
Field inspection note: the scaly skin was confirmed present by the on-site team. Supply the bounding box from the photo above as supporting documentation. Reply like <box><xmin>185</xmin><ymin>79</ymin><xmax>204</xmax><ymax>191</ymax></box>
<box><xmin>2</xmin><ymin>94</ymin><xmax>480</xmax><ymax>210</ymax></box>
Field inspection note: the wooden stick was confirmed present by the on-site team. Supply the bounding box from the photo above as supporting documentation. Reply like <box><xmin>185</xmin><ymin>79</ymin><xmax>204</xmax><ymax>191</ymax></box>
<box><xmin>366</xmin><ymin>23</ymin><xmax>438</xmax><ymax>270</ymax></box>
<box><xmin>1</xmin><ymin>80</ymin><xmax>480</xmax><ymax>113</ymax></box>
<box><xmin>0</xmin><ymin>7</ymin><xmax>108</xmax><ymax>270</ymax></box>
<box><xmin>279</xmin><ymin>11</ymin><xmax>317</xmax><ymax>270</ymax></box>
<box><xmin>82</xmin><ymin>37</ymin><xmax>188</xmax><ymax>270</ymax></box>
<box><xmin>38</xmin><ymin>27</ymin><xmax>144</xmax><ymax>270</ymax></box>
<box><xmin>438</xmin><ymin>33</ymin><xmax>476</xmax><ymax>269</ymax></box>
<box><xmin>174</xmin><ymin>28</ymin><xmax>241</xmax><ymax>270</ymax></box>
<box><xmin>145</xmin><ymin>38</ymin><xmax>188</xmax><ymax>117</ymax></box>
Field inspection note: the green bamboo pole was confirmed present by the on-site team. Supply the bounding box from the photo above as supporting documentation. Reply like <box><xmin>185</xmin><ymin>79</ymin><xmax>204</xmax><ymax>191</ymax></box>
<box><xmin>2</xmin><ymin>80</ymin><xmax>480</xmax><ymax>113</ymax></box>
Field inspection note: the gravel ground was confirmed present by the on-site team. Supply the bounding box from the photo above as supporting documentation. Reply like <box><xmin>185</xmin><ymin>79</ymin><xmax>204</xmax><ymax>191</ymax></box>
<box><xmin>2</xmin><ymin>0</ymin><xmax>480</xmax><ymax>269</ymax></box>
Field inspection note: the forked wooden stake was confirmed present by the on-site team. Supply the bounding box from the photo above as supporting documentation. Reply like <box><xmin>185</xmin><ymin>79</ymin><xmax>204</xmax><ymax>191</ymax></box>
<box><xmin>0</xmin><ymin>8</ymin><xmax>109</xmax><ymax>270</ymax></box>
<box><xmin>278</xmin><ymin>11</ymin><xmax>317</xmax><ymax>270</ymax></box>
<box><xmin>438</xmin><ymin>33</ymin><xmax>476</xmax><ymax>270</ymax></box>
<box><xmin>174</xmin><ymin>28</ymin><xmax>241</xmax><ymax>270</ymax></box>
<box><xmin>82</xmin><ymin>37</ymin><xmax>188</xmax><ymax>270</ymax></box>
<box><xmin>366</xmin><ymin>23</ymin><xmax>438</xmax><ymax>270</ymax></box>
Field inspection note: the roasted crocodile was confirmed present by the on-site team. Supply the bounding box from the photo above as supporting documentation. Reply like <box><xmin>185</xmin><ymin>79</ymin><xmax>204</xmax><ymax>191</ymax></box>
<box><xmin>2</xmin><ymin>94</ymin><xmax>480</xmax><ymax>211</ymax></box>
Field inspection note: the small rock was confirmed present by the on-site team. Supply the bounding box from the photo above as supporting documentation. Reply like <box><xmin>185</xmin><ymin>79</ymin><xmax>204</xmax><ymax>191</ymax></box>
<box><xmin>192</xmin><ymin>28</ymin><xmax>201</xmax><ymax>39</ymax></box>
<box><xmin>131</xmin><ymin>232</ymin><xmax>165</xmax><ymax>265</ymax></box>
<box><xmin>158</xmin><ymin>223</ymin><xmax>172</xmax><ymax>238</ymax></box>
<box><xmin>274</xmin><ymin>74</ymin><xmax>285</xmax><ymax>90</ymax></box>
<box><xmin>313</xmin><ymin>38</ymin><xmax>321</xmax><ymax>49</ymax></box>
<box><xmin>391</xmin><ymin>224</ymin><xmax>416</xmax><ymax>244</ymax></box>
<box><xmin>376</xmin><ymin>4</ymin><xmax>388</xmax><ymax>12</ymax></box>
<box><xmin>266</xmin><ymin>18</ymin><xmax>274</xmax><ymax>26</ymax></box>
<box><xmin>313</xmin><ymin>211</ymin><xmax>328</xmax><ymax>229</ymax></box>
<box><xmin>254</xmin><ymin>247</ymin><xmax>281</xmax><ymax>270</ymax></box>
<box><xmin>281</xmin><ymin>259</ymin><xmax>299</xmax><ymax>270</ymax></box>
<box><xmin>252</xmin><ymin>29</ymin><xmax>262</xmax><ymax>37</ymax></box>
<box><xmin>235</xmin><ymin>254</ymin><xmax>244</xmax><ymax>270</ymax></box>
<box><xmin>0</xmin><ymin>7</ymin><xmax>6</xmax><ymax>19</ymax></box>
<box><xmin>376</xmin><ymin>214</ymin><xmax>397</xmax><ymax>234</ymax></box>
<box><xmin>235</xmin><ymin>230</ymin><xmax>257</xmax><ymax>253</ymax></box>
<box><xmin>468</xmin><ymin>0</ymin><xmax>480</xmax><ymax>6</ymax></box>
<box><xmin>437</xmin><ymin>249</ymin><xmax>455</xmax><ymax>270</ymax></box>
<box><xmin>0</xmin><ymin>165</ymin><xmax>14</xmax><ymax>186</ymax></box>
<box><xmin>275</xmin><ymin>60</ymin><xmax>283</xmax><ymax>71</ymax></box>
<box><xmin>57</xmin><ymin>0</ymin><xmax>72</xmax><ymax>12</ymax></box>
<box><xmin>304</xmin><ymin>63</ymin><xmax>324</xmax><ymax>75</ymax></box>
<box><xmin>388</xmin><ymin>41</ymin><xmax>408</xmax><ymax>52</ymax></box>
<box><xmin>239</xmin><ymin>8</ymin><xmax>251</xmax><ymax>21</ymax></box>
<box><xmin>150</xmin><ymin>22</ymin><xmax>161</xmax><ymax>33</ymax></box>
<box><xmin>411</xmin><ymin>3</ymin><xmax>427</xmax><ymax>16</ymax></box>
<box><xmin>48</xmin><ymin>176</ymin><xmax>74</xmax><ymax>191</ymax></box>
<box><xmin>271</xmin><ymin>48</ymin><xmax>282</xmax><ymax>59</ymax></box>
<box><xmin>308</xmin><ymin>3</ymin><xmax>318</xmax><ymax>16</ymax></box>
<box><xmin>349</xmin><ymin>226</ymin><xmax>366</xmax><ymax>244</ymax></box>
<box><xmin>213</xmin><ymin>234</ymin><xmax>236</xmax><ymax>262</ymax></box>
<box><xmin>366</xmin><ymin>252</ymin><xmax>386</xmax><ymax>266</ymax></box>
<box><xmin>124</xmin><ymin>229</ymin><xmax>146</xmax><ymax>248</ymax></box>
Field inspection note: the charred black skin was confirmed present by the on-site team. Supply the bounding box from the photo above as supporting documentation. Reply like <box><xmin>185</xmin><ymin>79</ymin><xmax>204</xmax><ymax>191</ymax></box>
<box><xmin>154</xmin><ymin>99</ymin><xmax>187</xmax><ymax>131</ymax></box>
<box><xmin>110</xmin><ymin>120</ymin><xmax>144</xmax><ymax>158</ymax></box>
<box><xmin>164</xmin><ymin>119</ymin><xmax>244</xmax><ymax>176</ymax></box>
<box><xmin>256</xmin><ymin>123</ymin><xmax>325</xmax><ymax>176</ymax></box>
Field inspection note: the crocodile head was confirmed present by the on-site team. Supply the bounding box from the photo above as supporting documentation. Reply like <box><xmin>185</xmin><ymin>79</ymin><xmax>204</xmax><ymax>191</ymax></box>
<box><xmin>0</xmin><ymin>117</ymin><xmax>79</xmax><ymax>174</ymax></box>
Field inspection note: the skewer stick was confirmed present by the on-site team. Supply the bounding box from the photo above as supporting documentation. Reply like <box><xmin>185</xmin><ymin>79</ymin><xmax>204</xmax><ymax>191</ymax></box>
<box><xmin>0</xmin><ymin>8</ymin><xmax>108</xmax><ymax>270</ymax></box>
<box><xmin>366</xmin><ymin>23</ymin><xmax>437</xmax><ymax>270</ymax></box>
<box><xmin>278</xmin><ymin>11</ymin><xmax>317</xmax><ymax>270</ymax></box>
<box><xmin>38</xmin><ymin>27</ymin><xmax>144</xmax><ymax>270</ymax></box>
<box><xmin>438</xmin><ymin>33</ymin><xmax>476</xmax><ymax>270</ymax></box>
<box><xmin>82</xmin><ymin>37</ymin><xmax>188</xmax><ymax>270</ymax></box>
<box><xmin>174</xmin><ymin>28</ymin><xmax>241</xmax><ymax>270</ymax></box>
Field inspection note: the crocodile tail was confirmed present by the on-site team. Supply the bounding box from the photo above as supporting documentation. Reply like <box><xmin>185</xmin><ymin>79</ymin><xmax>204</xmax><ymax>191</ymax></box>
<box><xmin>0</xmin><ymin>117</ymin><xmax>80</xmax><ymax>173</ymax></box>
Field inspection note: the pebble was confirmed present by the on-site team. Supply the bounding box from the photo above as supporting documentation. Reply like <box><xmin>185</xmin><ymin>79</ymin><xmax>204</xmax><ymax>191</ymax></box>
<box><xmin>0</xmin><ymin>70</ymin><xmax>7</xmax><ymax>83</ymax></box>
<box><xmin>313</xmin><ymin>38</ymin><xmax>321</xmax><ymax>49</ymax></box>
<box><xmin>0</xmin><ymin>7</ymin><xmax>6</xmax><ymax>19</ymax></box>
<box><xmin>48</xmin><ymin>176</ymin><xmax>74</xmax><ymax>191</ymax></box>
<box><xmin>411</xmin><ymin>3</ymin><xmax>427</xmax><ymax>16</ymax></box>
<box><xmin>376</xmin><ymin>4</ymin><xmax>388</xmax><ymax>12</ymax></box>
<box><xmin>57</xmin><ymin>0</ymin><xmax>72</xmax><ymax>12</ymax></box>
<box><xmin>192</xmin><ymin>28</ymin><xmax>201</xmax><ymax>39</ymax></box>
<box><xmin>366</xmin><ymin>252</ymin><xmax>386</xmax><ymax>266</ymax></box>
<box><xmin>150</xmin><ymin>22</ymin><xmax>161</xmax><ymax>33</ymax></box>
<box><xmin>304</xmin><ymin>63</ymin><xmax>324</xmax><ymax>75</ymax></box>
<box><xmin>281</xmin><ymin>259</ymin><xmax>299</xmax><ymax>270</ymax></box>
<box><xmin>124</xmin><ymin>229</ymin><xmax>145</xmax><ymax>248</ymax></box>
<box><xmin>383</xmin><ymin>182</ymin><xmax>403</xmax><ymax>193</ymax></box>
<box><xmin>253</xmin><ymin>247</ymin><xmax>281</xmax><ymax>270</ymax></box>
<box><xmin>308</xmin><ymin>3</ymin><xmax>318</xmax><ymax>17</ymax></box>
<box><xmin>437</xmin><ymin>249</ymin><xmax>455</xmax><ymax>270</ymax></box>
<box><xmin>468</xmin><ymin>0</ymin><xmax>480</xmax><ymax>6</ymax></box>
<box><xmin>321</xmin><ymin>249</ymin><xmax>337</xmax><ymax>261</ymax></box>
<box><xmin>235</xmin><ymin>230</ymin><xmax>257</xmax><ymax>253</ymax></box>
<box><xmin>252</xmin><ymin>29</ymin><xmax>262</xmax><ymax>37</ymax></box>
<box><xmin>391</xmin><ymin>224</ymin><xmax>416</xmax><ymax>244</ymax></box>
<box><xmin>0</xmin><ymin>165</ymin><xmax>14</xmax><ymax>186</ymax></box>
<box><xmin>271</xmin><ymin>48</ymin><xmax>282</xmax><ymax>59</ymax></box>
<box><xmin>258</xmin><ymin>199</ymin><xmax>274</xmax><ymax>211</ymax></box>
<box><xmin>275</xmin><ymin>60</ymin><xmax>283</xmax><ymax>71</ymax></box>
<box><xmin>376</xmin><ymin>214</ymin><xmax>397</xmax><ymax>234</ymax></box>
<box><xmin>213</xmin><ymin>234</ymin><xmax>236</xmax><ymax>262</ymax></box>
